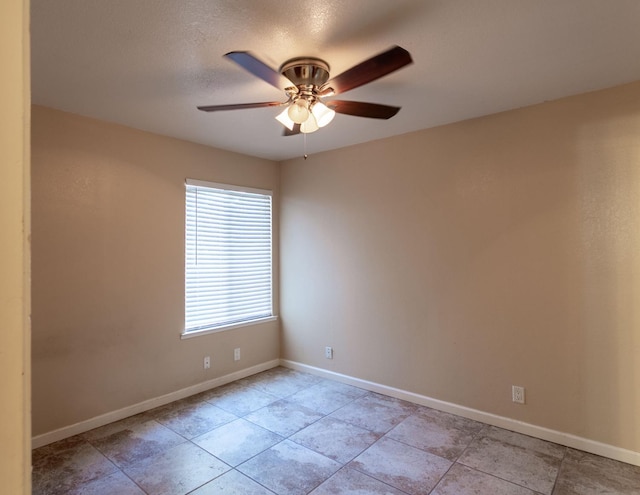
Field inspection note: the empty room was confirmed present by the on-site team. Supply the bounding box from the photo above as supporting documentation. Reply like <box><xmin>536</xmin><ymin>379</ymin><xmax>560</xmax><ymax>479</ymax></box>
<box><xmin>3</xmin><ymin>0</ymin><xmax>640</xmax><ymax>494</ymax></box>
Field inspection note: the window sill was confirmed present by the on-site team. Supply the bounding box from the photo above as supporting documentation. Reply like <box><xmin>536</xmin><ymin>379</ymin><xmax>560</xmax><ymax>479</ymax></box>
<box><xmin>180</xmin><ymin>316</ymin><xmax>279</xmax><ymax>340</ymax></box>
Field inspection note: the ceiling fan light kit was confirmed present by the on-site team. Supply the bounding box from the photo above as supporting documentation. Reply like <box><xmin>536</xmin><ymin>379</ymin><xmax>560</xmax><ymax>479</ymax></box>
<box><xmin>312</xmin><ymin>101</ymin><xmax>336</xmax><ymax>127</ymax></box>
<box><xmin>198</xmin><ymin>46</ymin><xmax>413</xmax><ymax>137</ymax></box>
<box><xmin>288</xmin><ymin>98</ymin><xmax>311</xmax><ymax>124</ymax></box>
<box><xmin>300</xmin><ymin>112</ymin><xmax>320</xmax><ymax>133</ymax></box>
<box><xmin>275</xmin><ymin>107</ymin><xmax>296</xmax><ymax>130</ymax></box>
<box><xmin>278</xmin><ymin>98</ymin><xmax>334</xmax><ymax>134</ymax></box>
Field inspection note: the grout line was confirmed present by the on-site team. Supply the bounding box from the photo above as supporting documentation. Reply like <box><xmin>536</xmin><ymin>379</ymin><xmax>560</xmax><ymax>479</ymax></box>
<box><xmin>122</xmin><ymin>468</ymin><xmax>148</xmax><ymax>495</ymax></box>
<box><xmin>549</xmin><ymin>446</ymin><xmax>570</xmax><ymax>495</ymax></box>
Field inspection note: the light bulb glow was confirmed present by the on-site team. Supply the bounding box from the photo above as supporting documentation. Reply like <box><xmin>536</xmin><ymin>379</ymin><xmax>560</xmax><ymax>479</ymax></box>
<box><xmin>311</xmin><ymin>101</ymin><xmax>336</xmax><ymax>127</ymax></box>
<box><xmin>275</xmin><ymin>107</ymin><xmax>295</xmax><ymax>130</ymax></box>
<box><xmin>300</xmin><ymin>114</ymin><xmax>319</xmax><ymax>133</ymax></box>
<box><xmin>287</xmin><ymin>99</ymin><xmax>310</xmax><ymax>124</ymax></box>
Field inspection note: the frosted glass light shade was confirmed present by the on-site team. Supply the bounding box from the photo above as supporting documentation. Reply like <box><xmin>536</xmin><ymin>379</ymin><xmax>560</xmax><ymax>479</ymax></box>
<box><xmin>275</xmin><ymin>108</ymin><xmax>295</xmax><ymax>130</ymax></box>
<box><xmin>287</xmin><ymin>99</ymin><xmax>310</xmax><ymax>124</ymax></box>
<box><xmin>300</xmin><ymin>114</ymin><xmax>319</xmax><ymax>133</ymax></box>
<box><xmin>311</xmin><ymin>101</ymin><xmax>336</xmax><ymax>127</ymax></box>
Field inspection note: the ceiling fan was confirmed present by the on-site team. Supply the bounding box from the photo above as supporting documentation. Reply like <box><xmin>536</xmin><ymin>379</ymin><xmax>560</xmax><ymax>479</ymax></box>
<box><xmin>197</xmin><ymin>46</ymin><xmax>413</xmax><ymax>135</ymax></box>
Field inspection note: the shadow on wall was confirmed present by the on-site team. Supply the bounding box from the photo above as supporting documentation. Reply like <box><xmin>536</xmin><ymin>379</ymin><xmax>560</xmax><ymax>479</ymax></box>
<box><xmin>575</xmin><ymin>109</ymin><xmax>640</xmax><ymax>450</ymax></box>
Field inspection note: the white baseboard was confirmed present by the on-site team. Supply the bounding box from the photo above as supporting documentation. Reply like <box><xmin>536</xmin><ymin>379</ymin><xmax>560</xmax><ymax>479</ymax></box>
<box><xmin>33</xmin><ymin>357</ymin><xmax>640</xmax><ymax>467</ymax></box>
<box><xmin>281</xmin><ymin>359</ymin><xmax>640</xmax><ymax>467</ymax></box>
<box><xmin>32</xmin><ymin>359</ymin><xmax>280</xmax><ymax>449</ymax></box>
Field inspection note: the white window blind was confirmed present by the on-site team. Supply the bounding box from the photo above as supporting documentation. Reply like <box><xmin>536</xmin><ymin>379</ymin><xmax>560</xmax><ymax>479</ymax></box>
<box><xmin>185</xmin><ymin>179</ymin><xmax>273</xmax><ymax>333</ymax></box>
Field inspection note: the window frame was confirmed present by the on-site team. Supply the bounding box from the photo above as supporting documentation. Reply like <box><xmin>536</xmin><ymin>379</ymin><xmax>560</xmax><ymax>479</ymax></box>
<box><xmin>181</xmin><ymin>178</ymin><xmax>276</xmax><ymax>339</ymax></box>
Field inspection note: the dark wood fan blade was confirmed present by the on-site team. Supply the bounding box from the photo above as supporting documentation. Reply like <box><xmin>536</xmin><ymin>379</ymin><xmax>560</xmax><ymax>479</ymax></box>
<box><xmin>327</xmin><ymin>100</ymin><xmax>401</xmax><ymax>119</ymax></box>
<box><xmin>197</xmin><ymin>101</ymin><xmax>286</xmax><ymax>112</ymax></box>
<box><xmin>283</xmin><ymin>123</ymin><xmax>301</xmax><ymax>136</ymax></box>
<box><xmin>225</xmin><ymin>51</ymin><xmax>291</xmax><ymax>89</ymax></box>
<box><xmin>322</xmin><ymin>46</ymin><xmax>412</xmax><ymax>95</ymax></box>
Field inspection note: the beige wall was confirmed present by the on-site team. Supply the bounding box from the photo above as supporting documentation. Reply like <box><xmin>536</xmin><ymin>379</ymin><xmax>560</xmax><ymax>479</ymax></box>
<box><xmin>31</xmin><ymin>81</ymin><xmax>640</xmax><ymax>456</ymax></box>
<box><xmin>280</xmin><ymin>81</ymin><xmax>640</xmax><ymax>453</ymax></box>
<box><xmin>31</xmin><ymin>106</ymin><xmax>280</xmax><ymax>436</ymax></box>
<box><xmin>0</xmin><ymin>0</ymin><xmax>31</xmax><ymax>492</ymax></box>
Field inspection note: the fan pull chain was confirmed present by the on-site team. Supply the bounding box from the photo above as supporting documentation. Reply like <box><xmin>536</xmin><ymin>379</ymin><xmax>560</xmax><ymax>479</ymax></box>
<box><xmin>303</xmin><ymin>132</ymin><xmax>308</xmax><ymax>160</ymax></box>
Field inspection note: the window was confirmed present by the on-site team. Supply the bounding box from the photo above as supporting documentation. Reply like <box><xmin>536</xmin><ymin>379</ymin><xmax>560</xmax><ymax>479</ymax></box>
<box><xmin>184</xmin><ymin>179</ymin><xmax>274</xmax><ymax>336</ymax></box>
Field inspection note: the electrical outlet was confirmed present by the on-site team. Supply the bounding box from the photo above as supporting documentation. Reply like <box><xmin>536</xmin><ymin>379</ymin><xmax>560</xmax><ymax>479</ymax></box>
<box><xmin>204</xmin><ymin>356</ymin><xmax>211</xmax><ymax>369</ymax></box>
<box><xmin>512</xmin><ymin>385</ymin><xmax>525</xmax><ymax>404</ymax></box>
<box><xmin>325</xmin><ymin>346</ymin><xmax>333</xmax><ymax>359</ymax></box>
<box><xmin>234</xmin><ymin>348</ymin><xmax>241</xmax><ymax>361</ymax></box>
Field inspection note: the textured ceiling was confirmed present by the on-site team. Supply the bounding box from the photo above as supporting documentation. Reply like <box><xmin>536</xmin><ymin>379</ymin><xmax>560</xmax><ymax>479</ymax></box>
<box><xmin>31</xmin><ymin>0</ymin><xmax>640</xmax><ymax>161</ymax></box>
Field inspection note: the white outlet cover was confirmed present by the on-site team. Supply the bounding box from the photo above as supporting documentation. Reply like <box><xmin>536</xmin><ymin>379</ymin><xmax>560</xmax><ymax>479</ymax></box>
<box><xmin>512</xmin><ymin>385</ymin><xmax>525</xmax><ymax>404</ymax></box>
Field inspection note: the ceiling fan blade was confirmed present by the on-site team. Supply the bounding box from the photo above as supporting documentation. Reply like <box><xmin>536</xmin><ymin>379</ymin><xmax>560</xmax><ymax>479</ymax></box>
<box><xmin>322</xmin><ymin>45</ymin><xmax>412</xmax><ymax>96</ymax></box>
<box><xmin>327</xmin><ymin>100</ymin><xmax>401</xmax><ymax>119</ymax></box>
<box><xmin>197</xmin><ymin>101</ymin><xmax>286</xmax><ymax>112</ymax></box>
<box><xmin>283</xmin><ymin>123</ymin><xmax>301</xmax><ymax>136</ymax></box>
<box><xmin>225</xmin><ymin>51</ymin><xmax>292</xmax><ymax>89</ymax></box>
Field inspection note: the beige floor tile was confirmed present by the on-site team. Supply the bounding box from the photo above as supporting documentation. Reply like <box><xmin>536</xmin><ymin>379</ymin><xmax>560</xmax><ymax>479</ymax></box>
<box><xmin>204</xmin><ymin>383</ymin><xmax>279</xmax><ymax>416</ymax></box>
<box><xmin>91</xmin><ymin>419</ymin><xmax>186</xmax><ymax>468</ymax></box>
<box><xmin>350</xmin><ymin>436</ymin><xmax>452</xmax><ymax>495</ymax></box>
<box><xmin>194</xmin><ymin>418</ymin><xmax>283</xmax><ymax>466</ymax></box>
<box><xmin>240</xmin><ymin>368</ymin><xmax>324</xmax><ymax>398</ymax></box>
<box><xmin>32</xmin><ymin>440</ymin><xmax>118</xmax><ymax>495</ymax></box>
<box><xmin>237</xmin><ymin>439</ymin><xmax>341</xmax><ymax>495</ymax></box>
<box><xmin>310</xmin><ymin>466</ymin><xmax>408</xmax><ymax>494</ymax></box>
<box><xmin>431</xmin><ymin>463</ymin><xmax>540</xmax><ymax>495</ymax></box>
<box><xmin>553</xmin><ymin>448</ymin><xmax>640</xmax><ymax>495</ymax></box>
<box><xmin>287</xmin><ymin>380</ymin><xmax>369</xmax><ymax>414</ymax></box>
<box><xmin>290</xmin><ymin>416</ymin><xmax>380</xmax><ymax>464</ymax></box>
<box><xmin>155</xmin><ymin>400</ymin><xmax>237</xmax><ymax>439</ymax></box>
<box><xmin>124</xmin><ymin>442</ymin><xmax>229</xmax><ymax>495</ymax></box>
<box><xmin>244</xmin><ymin>398</ymin><xmax>324</xmax><ymax>436</ymax></box>
<box><xmin>458</xmin><ymin>428</ymin><xmax>563</xmax><ymax>494</ymax></box>
<box><xmin>387</xmin><ymin>410</ymin><xmax>482</xmax><ymax>461</ymax></box>
<box><xmin>81</xmin><ymin>411</ymin><xmax>155</xmax><ymax>443</ymax></box>
<box><xmin>330</xmin><ymin>392</ymin><xmax>418</xmax><ymax>434</ymax></box>
<box><xmin>67</xmin><ymin>470</ymin><xmax>146</xmax><ymax>495</ymax></box>
<box><xmin>190</xmin><ymin>469</ymin><xmax>276</xmax><ymax>494</ymax></box>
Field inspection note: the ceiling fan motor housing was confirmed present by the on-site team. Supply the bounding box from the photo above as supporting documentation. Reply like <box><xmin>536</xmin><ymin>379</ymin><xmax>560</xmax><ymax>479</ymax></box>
<box><xmin>280</xmin><ymin>57</ymin><xmax>330</xmax><ymax>89</ymax></box>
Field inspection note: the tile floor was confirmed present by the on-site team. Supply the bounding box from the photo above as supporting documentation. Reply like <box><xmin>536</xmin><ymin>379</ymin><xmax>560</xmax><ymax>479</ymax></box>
<box><xmin>32</xmin><ymin>367</ymin><xmax>640</xmax><ymax>495</ymax></box>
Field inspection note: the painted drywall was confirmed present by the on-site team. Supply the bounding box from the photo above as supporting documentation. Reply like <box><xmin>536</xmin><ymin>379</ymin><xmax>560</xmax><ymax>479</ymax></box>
<box><xmin>31</xmin><ymin>106</ymin><xmax>280</xmax><ymax>436</ymax></box>
<box><xmin>280</xmin><ymin>81</ymin><xmax>640</xmax><ymax>453</ymax></box>
<box><xmin>0</xmin><ymin>0</ymin><xmax>31</xmax><ymax>492</ymax></box>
